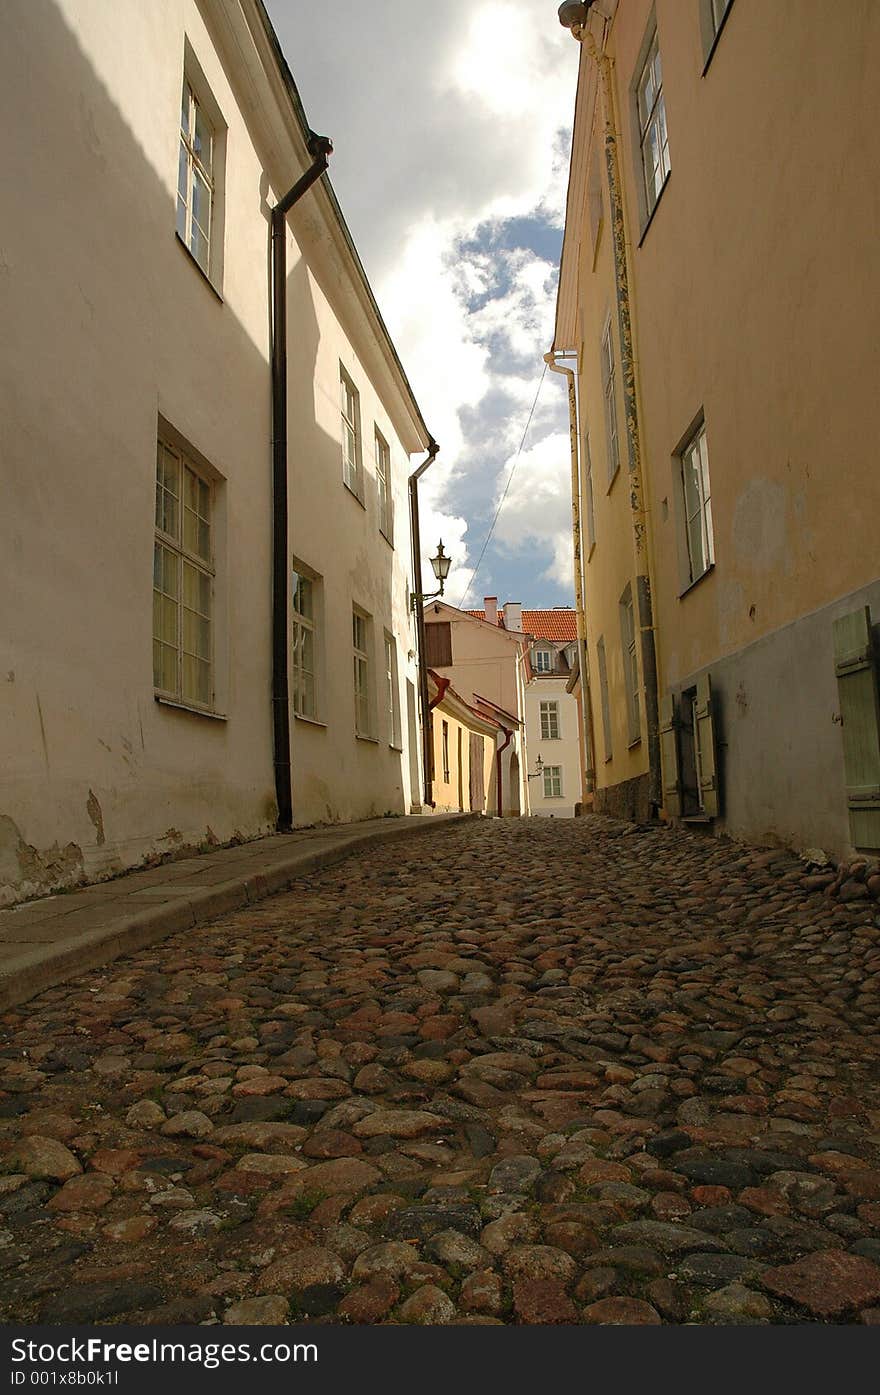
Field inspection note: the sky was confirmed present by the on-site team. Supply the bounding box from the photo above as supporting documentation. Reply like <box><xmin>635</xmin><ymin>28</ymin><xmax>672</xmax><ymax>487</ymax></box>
<box><xmin>264</xmin><ymin>0</ymin><xmax>580</xmax><ymax>611</ymax></box>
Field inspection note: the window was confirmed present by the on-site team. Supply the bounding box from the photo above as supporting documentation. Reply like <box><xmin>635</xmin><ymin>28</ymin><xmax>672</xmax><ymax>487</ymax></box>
<box><xmin>442</xmin><ymin>720</ymin><xmax>450</xmax><ymax>783</ymax></box>
<box><xmin>620</xmin><ymin>585</ymin><xmax>641</xmax><ymax>745</ymax></box>
<box><xmin>543</xmin><ymin>765</ymin><xmax>563</xmax><ymax>799</ymax></box>
<box><xmin>540</xmin><ymin>701</ymin><xmax>560</xmax><ymax>741</ymax></box>
<box><xmin>153</xmin><ymin>436</ymin><xmax>214</xmax><ymax>709</ymax></box>
<box><xmin>680</xmin><ymin>422</ymin><xmax>714</xmax><ymax>585</ymax></box>
<box><xmin>584</xmin><ymin>431</ymin><xmax>596</xmax><ymax>551</ymax></box>
<box><xmin>292</xmin><ymin>570</ymin><xmax>318</xmax><ymax>720</ymax></box>
<box><xmin>597</xmin><ymin>636</ymin><xmax>612</xmax><ymax>762</ymax></box>
<box><xmin>534</xmin><ymin>649</ymin><xmax>552</xmax><ymax>673</ymax></box>
<box><xmin>425</xmin><ymin>622</ymin><xmax>452</xmax><ymax>668</ymax></box>
<box><xmin>375</xmin><ymin>429</ymin><xmax>392</xmax><ymax>541</ymax></box>
<box><xmin>352</xmin><ymin>609</ymin><xmax>373</xmax><ymax>737</ymax></box>
<box><xmin>601</xmin><ymin>321</ymin><xmax>620</xmax><ymax>483</ymax></box>
<box><xmin>385</xmin><ymin>631</ymin><xmax>401</xmax><ymax>747</ymax></box>
<box><xmin>177</xmin><ymin>79</ymin><xmax>215</xmax><ymax>276</ymax></box>
<box><xmin>340</xmin><ymin>367</ymin><xmax>363</xmax><ymax>500</ymax></box>
<box><xmin>637</xmin><ymin>32</ymin><xmax>670</xmax><ymax>214</ymax></box>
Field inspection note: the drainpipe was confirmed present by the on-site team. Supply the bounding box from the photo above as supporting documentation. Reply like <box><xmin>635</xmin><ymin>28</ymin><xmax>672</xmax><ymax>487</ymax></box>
<box><xmin>270</xmin><ymin>132</ymin><xmax>333</xmax><ymax>833</ymax></box>
<box><xmin>495</xmin><ymin>725</ymin><xmax>513</xmax><ymax>818</ymax></box>
<box><xmin>544</xmin><ymin>349</ymin><xmax>596</xmax><ymax>796</ymax></box>
<box><xmin>562</xmin><ymin>10</ymin><xmax>662</xmax><ymax>809</ymax></box>
<box><xmin>408</xmin><ymin>440</ymin><xmax>440</xmax><ymax>809</ymax></box>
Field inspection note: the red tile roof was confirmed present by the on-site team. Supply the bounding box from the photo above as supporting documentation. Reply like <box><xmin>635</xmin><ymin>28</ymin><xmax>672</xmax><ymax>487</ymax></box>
<box><xmin>466</xmin><ymin>608</ymin><xmax>578</xmax><ymax>642</ymax></box>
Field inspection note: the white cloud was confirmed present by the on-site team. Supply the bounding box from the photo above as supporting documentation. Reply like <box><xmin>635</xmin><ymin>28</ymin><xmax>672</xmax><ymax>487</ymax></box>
<box><xmin>492</xmin><ymin>429</ymin><xmax>574</xmax><ymax>590</ymax></box>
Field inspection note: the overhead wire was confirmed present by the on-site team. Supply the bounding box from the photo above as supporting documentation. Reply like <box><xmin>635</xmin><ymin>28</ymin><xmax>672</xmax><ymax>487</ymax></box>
<box><xmin>457</xmin><ymin>361</ymin><xmax>548</xmax><ymax>610</ymax></box>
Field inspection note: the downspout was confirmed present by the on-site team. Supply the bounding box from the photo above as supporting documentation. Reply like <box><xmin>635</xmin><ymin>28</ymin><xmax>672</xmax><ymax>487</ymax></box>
<box><xmin>544</xmin><ymin>349</ymin><xmax>596</xmax><ymax>795</ymax></box>
<box><xmin>270</xmin><ymin>132</ymin><xmax>333</xmax><ymax>833</ymax></box>
<box><xmin>496</xmin><ymin>725</ymin><xmax>513</xmax><ymax>819</ymax></box>
<box><xmin>570</xmin><ymin>16</ymin><xmax>662</xmax><ymax>808</ymax></box>
<box><xmin>408</xmin><ymin>440</ymin><xmax>440</xmax><ymax>809</ymax></box>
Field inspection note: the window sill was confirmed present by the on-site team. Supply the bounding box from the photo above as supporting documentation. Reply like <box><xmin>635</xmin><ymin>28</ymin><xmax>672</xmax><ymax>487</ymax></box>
<box><xmin>627</xmin><ymin>736</ymin><xmax>642</xmax><ymax>751</ymax></box>
<box><xmin>379</xmin><ymin>528</ymin><xmax>394</xmax><ymax>549</ymax></box>
<box><xmin>343</xmin><ymin>480</ymin><xmax>366</xmax><ymax>509</ymax></box>
<box><xmin>606</xmin><ymin>466</ymin><xmax>620</xmax><ymax>495</ymax></box>
<box><xmin>355</xmin><ymin>732</ymin><xmax>380</xmax><ymax>745</ymax></box>
<box><xmin>638</xmin><ymin>173</ymin><xmax>671</xmax><ymax>249</ymax></box>
<box><xmin>541</xmin><ymin>736</ymin><xmax>562</xmax><ymax>742</ymax></box>
<box><xmin>294</xmin><ymin>714</ymin><xmax>327</xmax><ymax>730</ymax></box>
<box><xmin>175</xmin><ymin>232</ymin><xmax>223</xmax><ymax>303</ymax></box>
<box><xmin>683</xmin><ymin>812</ymin><xmax>713</xmax><ymax>824</ymax></box>
<box><xmin>155</xmin><ymin>694</ymin><xmax>227</xmax><ymax>721</ymax></box>
<box><xmin>604</xmin><ymin>754</ymin><xmax>613</xmax><ymax>765</ymax></box>
<box><xmin>389</xmin><ymin>743</ymin><xmax>404</xmax><ymax>753</ymax></box>
<box><xmin>678</xmin><ymin>563</ymin><xmax>715</xmax><ymax>599</ymax></box>
<box><xmin>586</xmin><ymin>540</ymin><xmax>597</xmax><ymax>562</ymax></box>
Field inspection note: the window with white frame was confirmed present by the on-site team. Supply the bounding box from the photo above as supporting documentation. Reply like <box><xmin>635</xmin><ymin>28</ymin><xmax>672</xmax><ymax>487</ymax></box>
<box><xmin>340</xmin><ymin>367</ymin><xmax>363</xmax><ymax>499</ymax></box>
<box><xmin>597</xmin><ymin>635</ymin><xmax>612</xmax><ymax>761</ymax></box>
<box><xmin>153</xmin><ymin>436</ymin><xmax>214</xmax><ymax>709</ymax></box>
<box><xmin>620</xmin><ymin>585</ymin><xmax>641</xmax><ymax>745</ymax></box>
<box><xmin>177</xmin><ymin>79</ymin><xmax>215</xmax><ymax>275</ymax></box>
<box><xmin>637</xmin><ymin>32</ymin><xmax>671</xmax><ymax>215</ymax></box>
<box><xmin>601</xmin><ymin>321</ymin><xmax>620</xmax><ymax>483</ymax></box>
<box><xmin>352</xmin><ymin>608</ymin><xmax>372</xmax><ymax>736</ymax></box>
<box><xmin>540</xmin><ymin>700</ymin><xmax>560</xmax><ymax>741</ymax></box>
<box><xmin>442</xmin><ymin>720</ymin><xmax>450</xmax><ymax>783</ymax></box>
<box><xmin>584</xmin><ymin>430</ymin><xmax>596</xmax><ymax>550</ymax></box>
<box><xmin>384</xmin><ymin>631</ymin><xmax>401</xmax><ymax>747</ymax></box>
<box><xmin>543</xmin><ymin>765</ymin><xmax>563</xmax><ymax>799</ymax></box>
<box><xmin>375</xmin><ymin>428</ymin><xmax>392</xmax><ymax>541</ymax></box>
<box><xmin>292</xmin><ymin>570</ymin><xmax>319</xmax><ymax>720</ymax></box>
<box><xmin>680</xmin><ymin>422</ymin><xmax>715</xmax><ymax>585</ymax></box>
<box><xmin>534</xmin><ymin>648</ymin><xmax>552</xmax><ymax>673</ymax></box>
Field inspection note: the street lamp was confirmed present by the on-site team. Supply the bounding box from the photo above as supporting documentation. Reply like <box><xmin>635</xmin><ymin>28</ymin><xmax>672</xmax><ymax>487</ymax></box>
<box><xmin>528</xmin><ymin>754</ymin><xmax>545</xmax><ymax>781</ymax></box>
<box><xmin>412</xmin><ymin>540</ymin><xmax>452</xmax><ymax>609</ymax></box>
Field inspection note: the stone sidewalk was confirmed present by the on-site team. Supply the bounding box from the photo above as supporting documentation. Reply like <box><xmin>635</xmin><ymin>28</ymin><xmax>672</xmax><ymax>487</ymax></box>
<box><xmin>0</xmin><ymin>814</ymin><xmax>472</xmax><ymax>1012</ymax></box>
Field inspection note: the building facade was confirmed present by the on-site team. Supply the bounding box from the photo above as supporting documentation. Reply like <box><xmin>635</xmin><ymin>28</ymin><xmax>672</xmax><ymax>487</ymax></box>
<box><xmin>0</xmin><ymin>0</ymin><xmax>430</xmax><ymax>905</ymax></box>
<box><xmin>552</xmin><ymin>0</ymin><xmax>880</xmax><ymax>857</ymax></box>
<box><xmin>427</xmin><ymin>672</ymin><xmax>498</xmax><ymax>816</ymax></box>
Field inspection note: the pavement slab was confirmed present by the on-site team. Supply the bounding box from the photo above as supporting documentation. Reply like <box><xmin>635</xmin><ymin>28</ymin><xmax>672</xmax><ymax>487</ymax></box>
<box><xmin>0</xmin><ymin>813</ymin><xmax>879</xmax><ymax>1325</ymax></box>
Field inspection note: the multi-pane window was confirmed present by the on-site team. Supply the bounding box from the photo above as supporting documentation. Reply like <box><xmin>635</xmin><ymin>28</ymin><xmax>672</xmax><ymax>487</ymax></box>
<box><xmin>637</xmin><ymin>33</ymin><xmax>671</xmax><ymax>213</ymax></box>
<box><xmin>352</xmin><ymin>608</ymin><xmax>372</xmax><ymax>736</ymax></box>
<box><xmin>534</xmin><ymin>649</ymin><xmax>552</xmax><ymax>673</ymax></box>
<box><xmin>601</xmin><ymin>322</ymin><xmax>620</xmax><ymax>482</ymax></box>
<box><xmin>540</xmin><ymin>701</ymin><xmax>560</xmax><ymax>741</ymax></box>
<box><xmin>385</xmin><ymin>632</ymin><xmax>401</xmax><ymax>747</ymax></box>
<box><xmin>177</xmin><ymin>81</ymin><xmax>214</xmax><ymax>275</ymax></box>
<box><xmin>153</xmin><ymin>437</ymin><xmax>213</xmax><ymax>708</ymax></box>
<box><xmin>375</xmin><ymin>429</ymin><xmax>392</xmax><ymax>541</ymax></box>
<box><xmin>292</xmin><ymin>572</ymin><xmax>317</xmax><ymax>719</ymax></box>
<box><xmin>620</xmin><ymin>586</ymin><xmax>641</xmax><ymax>744</ymax></box>
<box><xmin>543</xmin><ymin>765</ymin><xmax>563</xmax><ymax>799</ymax></box>
<box><xmin>597</xmin><ymin>636</ymin><xmax>612</xmax><ymax>762</ymax></box>
<box><xmin>681</xmin><ymin>423</ymin><xmax>715</xmax><ymax>584</ymax></box>
<box><xmin>584</xmin><ymin>431</ymin><xmax>596</xmax><ymax>550</ymax></box>
<box><xmin>340</xmin><ymin>367</ymin><xmax>362</xmax><ymax>498</ymax></box>
<box><xmin>442</xmin><ymin>720</ymin><xmax>450</xmax><ymax>783</ymax></box>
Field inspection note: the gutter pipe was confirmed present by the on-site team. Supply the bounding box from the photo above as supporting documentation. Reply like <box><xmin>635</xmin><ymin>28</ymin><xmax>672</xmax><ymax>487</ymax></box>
<box><xmin>544</xmin><ymin>349</ymin><xmax>596</xmax><ymax>796</ymax></box>
<box><xmin>408</xmin><ymin>440</ymin><xmax>440</xmax><ymax>809</ymax></box>
<box><xmin>568</xmin><ymin>17</ymin><xmax>662</xmax><ymax>808</ymax></box>
<box><xmin>270</xmin><ymin>131</ymin><xmax>333</xmax><ymax>833</ymax></box>
<box><xmin>496</xmin><ymin>725</ymin><xmax>513</xmax><ymax>818</ymax></box>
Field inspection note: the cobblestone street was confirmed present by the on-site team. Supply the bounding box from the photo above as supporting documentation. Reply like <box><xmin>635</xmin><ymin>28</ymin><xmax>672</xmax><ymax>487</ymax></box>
<box><xmin>3</xmin><ymin>816</ymin><xmax>880</xmax><ymax>1326</ymax></box>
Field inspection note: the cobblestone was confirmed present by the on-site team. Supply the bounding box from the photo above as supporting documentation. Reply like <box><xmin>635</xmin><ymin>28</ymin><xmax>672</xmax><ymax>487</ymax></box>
<box><xmin>1</xmin><ymin>815</ymin><xmax>880</xmax><ymax>1324</ymax></box>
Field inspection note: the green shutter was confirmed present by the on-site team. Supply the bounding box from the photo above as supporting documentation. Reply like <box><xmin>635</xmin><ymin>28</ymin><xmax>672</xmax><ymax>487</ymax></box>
<box><xmin>833</xmin><ymin>606</ymin><xmax>880</xmax><ymax>850</ymax></box>
<box><xmin>659</xmin><ymin>692</ymin><xmax>682</xmax><ymax>817</ymax></box>
<box><xmin>694</xmin><ymin>673</ymin><xmax>719</xmax><ymax>818</ymax></box>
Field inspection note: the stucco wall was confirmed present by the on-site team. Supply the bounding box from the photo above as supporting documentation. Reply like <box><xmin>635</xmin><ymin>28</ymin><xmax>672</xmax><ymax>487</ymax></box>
<box><xmin>525</xmin><ymin>677</ymin><xmax>581</xmax><ymax>818</ymax></box>
<box><xmin>0</xmin><ymin>0</ymin><xmax>423</xmax><ymax>902</ymax></box>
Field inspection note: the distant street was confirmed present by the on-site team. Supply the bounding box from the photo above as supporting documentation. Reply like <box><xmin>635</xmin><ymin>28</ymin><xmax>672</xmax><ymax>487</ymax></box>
<box><xmin>2</xmin><ymin>817</ymin><xmax>880</xmax><ymax>1325</ymax></box>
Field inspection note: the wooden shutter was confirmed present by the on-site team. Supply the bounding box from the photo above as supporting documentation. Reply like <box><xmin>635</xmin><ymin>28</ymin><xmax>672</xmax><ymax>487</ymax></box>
<box><xmin>694</xmin><ymin>672</ymin><xmax>719</xmax><ymax>818</ymax></box>
<box><xmin>424</xmin><ymin>622</ymin><xmax>452</xmax><ymax>667</ymax></box>
<box><xmin>833</xmin><ymin>606</ymin><xmax>880</xmax><ymax>849</ymax></box>
<box><xmin>659</xmin><ymin>692</ymin><xmax>682</xmax><ymax>817</ymax></box>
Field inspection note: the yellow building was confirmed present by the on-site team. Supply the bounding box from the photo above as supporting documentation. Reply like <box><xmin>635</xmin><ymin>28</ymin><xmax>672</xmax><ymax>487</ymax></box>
<box><xmin>551</xmin><ymin>0</ymin><xmax>880</xmax><ymax>858</ymax></box>
<box><xmin>427</xmin><ymin>673</ymin><xmax>498</xmax><ymax>815</ymax></box>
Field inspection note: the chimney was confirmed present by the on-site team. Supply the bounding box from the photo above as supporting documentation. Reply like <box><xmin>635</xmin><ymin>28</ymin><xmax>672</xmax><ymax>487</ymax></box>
<box><xmin>503</xmin><ymin>602</ymin><xmax>522</xmax><ymax>632</ymax></box>
<box><xmin>484</xmin><ymin>596</ymin><xmax>498</xmax><ymax>627</ymax></box>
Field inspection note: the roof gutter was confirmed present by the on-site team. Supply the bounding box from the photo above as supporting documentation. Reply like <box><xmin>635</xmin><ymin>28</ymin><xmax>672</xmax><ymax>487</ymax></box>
<box><xmin>271</xmin><ymin>132</ymin><xmax>333</xmax><ymax>832</ymax></box>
